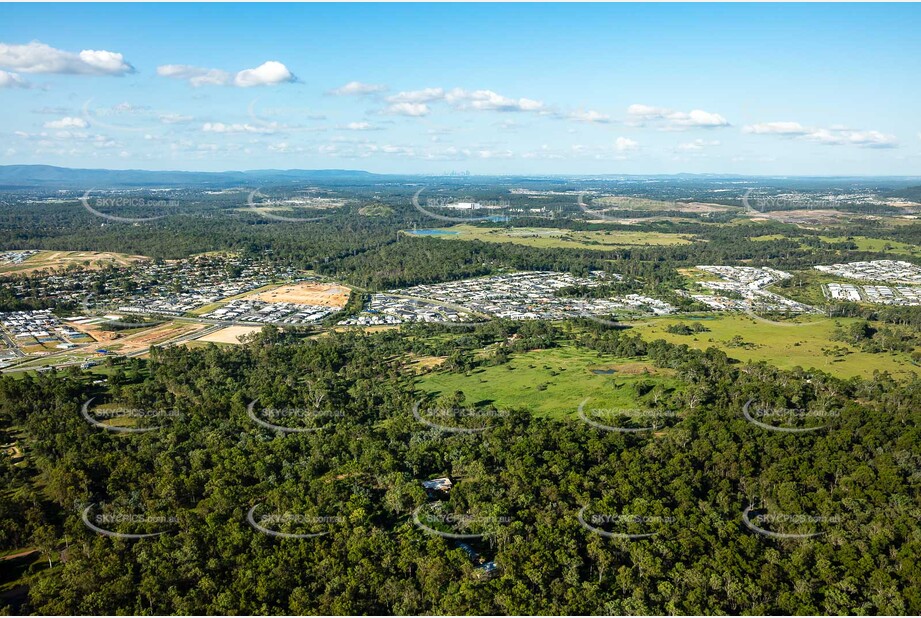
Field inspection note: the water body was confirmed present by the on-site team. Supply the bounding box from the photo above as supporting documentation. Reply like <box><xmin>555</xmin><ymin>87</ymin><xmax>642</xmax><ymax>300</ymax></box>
<box><xmin>591</xmin><ymin>369</ymin><xmax>618</xmax><ymax>375</ymax></box>
<box><xmin>407</xmin><ymin>229</ymin><xmax>459</xmax><ymax>236</ymax></box>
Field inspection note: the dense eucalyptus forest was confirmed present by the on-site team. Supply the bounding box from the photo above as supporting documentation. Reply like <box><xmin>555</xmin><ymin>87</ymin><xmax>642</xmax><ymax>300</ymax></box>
<box><xmin>1</xmin><ymin>320</ymin><xmax>919</xmax><ymax>614</ymax></box>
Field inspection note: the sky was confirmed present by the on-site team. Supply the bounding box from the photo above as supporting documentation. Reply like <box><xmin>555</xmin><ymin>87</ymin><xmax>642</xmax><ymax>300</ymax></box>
<box><xmin>1</xmin><ymin>3</ymin><xmax>920</xmax><ymax>175</ymax></box>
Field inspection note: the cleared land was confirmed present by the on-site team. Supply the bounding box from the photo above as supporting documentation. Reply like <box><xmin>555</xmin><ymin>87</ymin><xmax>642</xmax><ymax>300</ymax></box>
<box><xmin>0</xmin><ymin>251</ymin><xmax>147</xmax><ymax>276</ymax></box>
<box><xmin>251</xmin><ymin>282</ymin><xmax>350</xmax><ymax>307</ymax></box>
<box><xmin>406</xmin><ymin>224</ymin><xmax>693</xmax><ymax>251</ymax></box>
<box><xmin>198</xmin><ymin>325</ymin><xmax>262</xmax><ymax>344</ymax></box>
<box><xmin>416</xmin><ymin>346</ymin><xmax>681</xmax><ymax>419</ymax></box>
<box><xmin>594</xmin><ymin>196</ymin><xmax>733</xmax><ymax>214</ymax></box>
<box><xmin>628</xmin><ymin>314</ymin><xmax>921</xmax><ymax>379</ymax></box>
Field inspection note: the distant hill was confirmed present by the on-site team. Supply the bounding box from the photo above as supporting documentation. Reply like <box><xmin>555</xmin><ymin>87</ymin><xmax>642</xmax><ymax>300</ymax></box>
<box><xmin>0</xmin><ymin>165</ymin><xmax>378</xmax><ymax>189</ymax></box>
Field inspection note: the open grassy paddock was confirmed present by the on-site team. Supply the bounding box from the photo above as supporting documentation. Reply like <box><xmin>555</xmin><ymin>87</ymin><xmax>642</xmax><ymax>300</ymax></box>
<box><xmin>405</xmin><ymin>224</ymin><xmax>694</xmax><ymax>251</ymax></box>
<box><xmin>416</xmin><ymin>345</ymin><xmax>683</xmax><ymax>420</ymax></box>
<box><xmin>628</xmin><ymin>313</ymin><xmax>921</xmax><ymax>379</ymax></box>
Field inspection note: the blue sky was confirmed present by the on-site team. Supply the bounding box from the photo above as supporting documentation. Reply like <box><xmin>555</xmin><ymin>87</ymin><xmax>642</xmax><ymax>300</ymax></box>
<box><xmin>1</xmin><ymin>3</ymin><xmax>919</xmax><ymax>175</ymax></box>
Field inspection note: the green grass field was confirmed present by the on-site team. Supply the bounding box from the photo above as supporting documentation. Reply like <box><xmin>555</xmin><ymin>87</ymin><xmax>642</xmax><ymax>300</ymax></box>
<box><xmin>405</xmin><ymin>224</ymin><xmax>693</xmax><ymax>251</ymax></box>
<box><xmin>818</xmin><ymin>235</ymin><xmax>921</xmax><ymax>258</ymax></box>
<box><xmin>628</xmin><ymin>314</ymin><xmax>921</xmax><ymax>379</ymax></box>
<box><xmin>416</xmin><ymin>345</ymin><xmax>682</xmax><ymax>419</ymax></box>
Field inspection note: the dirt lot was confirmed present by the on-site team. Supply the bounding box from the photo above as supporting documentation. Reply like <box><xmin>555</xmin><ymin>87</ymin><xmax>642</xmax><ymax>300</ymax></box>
<box><xmin>251</xmin><ymin>282</ymin><xmax>351</xmax><ymax>307</ymax></box>
<box><xmin>198</xmin><ymin>325</ymin><xmax>262</xmax><ymax>344</ymax></box>
<box><xmin>72</xmin><ymin>321</ymin><xmax>206</xmax><ymax>354</ymax></box>
<box><xmin>0</xmin><ymin>251</ymin><xmax>147</xmax><ymax>276</ymax></box>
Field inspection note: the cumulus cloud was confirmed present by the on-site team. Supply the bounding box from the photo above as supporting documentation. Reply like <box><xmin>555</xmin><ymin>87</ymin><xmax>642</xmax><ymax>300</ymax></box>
<box><xmin>233</xmin><ymin>61</ymin><xmax>294</xmax><ymax>87</ymax></box>
<box><xmin>0</xmin><ymin>41</ymin><xmax>133</xmax><ymax>75</ymax></box>
<box><xmin>201</xmin><ymin>122</ymin><xmax>278</xmax><ymax>134</ymax></box>
<box><xmin>384</xmin><ymin>87</ymin><xmax>545</xmax><ymax>114</ymax></box>
<box><xmin>343</xmin><ymin>122</ymin><xmax>376</xmax><ymax>131</ymax></box>
<box><xmin>805</xmin><ymin>129</ymin><xmax>898</xmax><ymax>148</ymax></box>
<box><xmin>627</xmin><ymin>103</ymin><xmax>729</xmax><ymax>130</ymax></box>
<box><xmin>44</xmin><ymin>116</ymin><xmax>88</xmax><ymax>129</ymax></box>
<box><xmin>387</xmin><ymin>88</ymin><xmax>446</xmax><ymax>104</ymax></box>
<box><xmin>446</xmin><ymin>88</ymin><xmax>545</xmax><ymax>113</ymax></box>
<box><xmin>568</xmin><ymin>109</ymin><xmax>611</xmax><ymax>124</ymax></box>
<box><xmin>744</xmin><ymin>120</ymin><xmax>898</xmax><ymax>148</ymax></box>
<box><xmin>743</xmin><ymin>121</ymin><xmax>809</xmax><ymax>135</ymax></box>
<box><xmin>614</xmin><ymin>136</ymin><xmax>639</xmax><ymax>152</ymax></box>
<box><xmin>330</xmin><ymin>81</ymin><xmax>386</xmax><ymax>96</ymax></box>
<box><xmin>0</xmin><ymin>70</ymin><xmax>29</xmax><ymax>88</ymax></box>
<box><xmin>677</xmin><ymin>139</ymin><xmax>721</xmax><ymax>151</ymax></box>
<box><xmin>384</xmin><ymin>102</ymin><xmax>430</xmax><ymax>117</ymax></box>
<box><xmin>158</xmin><ymin>61</ymin><xmax>295</xmax><ymax>87</ymax></box>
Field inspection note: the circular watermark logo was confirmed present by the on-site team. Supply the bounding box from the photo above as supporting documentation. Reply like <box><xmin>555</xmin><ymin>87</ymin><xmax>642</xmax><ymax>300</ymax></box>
<box><xmin>411</xmin><ymin>400</ymin><xmax>509</xmax><ymax>434</ymax></box>
<box><xmin>742</xmin><ymin>398</ymin><xmax>835</xmax><ymax>434</ymax></box>
<box><xmin>79</xmin><ymin>189</ymin><xmax>171</xmax><ymax>223</ymax></box>
<box><xmin>412</xmin><ymin>504</ymin><xmax>510</xmax><ymax>540</ymax></box>
<box><xmin>81</xmin><ymin>397</ymin><xmax>177</xmax><ymax>433</ymax></box>
<box><xmin>577</xmin><ymin>399</ymin><xmax>675</xmax><ymax>433</ymax></box>
<box><xmin>246</xmin><ymin>504</ymin><xmax>343</xmax><ymax>539</ymax></box>
<box><xmin>246</xmin><ymin>189</ymin><xmax>329</xmax><ymax>223</ymax></box>
<box><xmin>741</xmin><ymin>188</ymin><xmax>841</xmax><ymax>214</ymax></box>
<box><xmin>246</xmin><ymin>400</ymin><xmax>344</xmax><ymax>433</ymax></box>
<box><xmin>80</xmin><ymin>502</ymin><xmax>175</xmax><ymax>539</ymax></box>
<box><xmin>411</xmin><ymin>188</ymin><xmax>506</xmax><ymax>223</ymax></box>
<box><xmin>741</xmin><ymin>504</ymin><xmax>835</xmax><ymax>540</ymax></box>
<box><xmin>577</xmin><ymin>505</ymin><xmax>670</xmax><ymax>540</ymax></box>
<box><xmin>576</xmin><ymin>191</ymin><xmax>673</xmax><ymax>222</ymax></box>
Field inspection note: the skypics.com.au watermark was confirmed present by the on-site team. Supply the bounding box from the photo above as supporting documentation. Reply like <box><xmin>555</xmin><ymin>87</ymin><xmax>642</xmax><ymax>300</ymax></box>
<box><xmin>247</xmin><ymin>400</ymin><xmax>346</xmax><ymax>433</ymax></box>
<box><xmin>80</xmin><ymin>502</ymin><xmax>177</xmax><ymax>539</ymax></box>
<box><xmin>412</xmin><ymin>505</ymin><xmax>510</xmax><ymax>540</ymax></box>
<box><xmin>412</xmin><ymin>188</ymin><xmax>513</xmax><ymax>223</ymax></box>
<box><xmin>577</xmin><ymin>506</ymin><xmax>671</xmax><ymax>540</ymax></box>
<box><xmin>742</xmin><ymin>399</ymin><xmax>838</xmax><ymax>433</ymax></box>
<box><xmin>742</xmin><ymin>505</ymin><xmax>838</xmax><ymax>540</ymax></box>
<box><xmin>79</xmin><ymin>190</ymin><xmax>175</xmax><ymax>223</ymax></box>
<box><xmin>247</xmin><ymin>504</ymin><xmax>345</xmax><ymax>539</ymax></box>
<box><xmin>81</xmin><ymin>398</ymin><xmax>180</xmax><ymax>433</ymax></box>
<box><xmin>577</xmin><ymin>399</ymin><xmax>676</xmax><ymax>433</ymax></box>
<box><xmin>741</xmin><ymin>189</ymin><xmax>841</xmax><ymax>214</ymax></box>
<box><xmin>412</xmin><ymin>401</ymin><xmax>511</xmax><ymax>434</ymax></box>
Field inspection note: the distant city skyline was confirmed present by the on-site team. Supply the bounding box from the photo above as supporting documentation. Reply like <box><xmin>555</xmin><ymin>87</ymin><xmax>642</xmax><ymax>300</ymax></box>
<box><xmin>1</xmin><ymin>3</ymin><xmax>919</xmax><ymax>175</ymax></box>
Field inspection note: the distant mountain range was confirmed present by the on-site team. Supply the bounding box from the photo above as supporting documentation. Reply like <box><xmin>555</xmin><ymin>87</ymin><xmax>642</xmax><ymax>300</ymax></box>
<box><xmin>0</xmin><ymin>165</ymin><xmax>379</xmax><ymax>188</ymax></box>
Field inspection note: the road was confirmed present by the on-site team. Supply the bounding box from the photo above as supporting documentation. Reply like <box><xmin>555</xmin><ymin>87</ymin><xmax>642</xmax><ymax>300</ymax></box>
<box><xmin>1</xmin><ymin>321</ymin><xmax>227</xmax><ymax>374</ymax></box>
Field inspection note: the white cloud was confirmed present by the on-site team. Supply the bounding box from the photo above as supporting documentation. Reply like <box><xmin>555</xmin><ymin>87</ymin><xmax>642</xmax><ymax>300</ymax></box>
<box><xmin>0</xmin><ymin>41</ymin><xmax>133</xmax><ymax>75</ymax></box>
<box><xmin>614</xmin><ymin>136</ymin><xmax>639</xmax><ymax>152</ymax></box>
<box><xmin>158</xmin><ymin>61</ymin><xmax>294</xmax><ymax>87</ymax></box>
<box><xmin>387</xmin><ymin>88</ymin><xmax>446</xmax><ymax>104</ymax></box>
<box><xmin>331</xmin><ymin>81</ymin><xmax>386</xmax><ymax>96</ymax></box>
<box><xmin>568</xmin><ymin>109</ymin><xmax>611</xmax><ymax>124</ymax></box>
<box><xmin>201</xmin><ymin>122</ymin><xmax>277</xmax><ymax>134</ymax></box>
<box><xmin>677</xmin><ymin>139</ymin><xmax>721</xmax><ymax>151</ymax></box>
<box><xmin>743</xmin><ymin>121</ymin><xmax>809</xmax><ymax>135</ymax></box>
<box><xmin>745</xmin><ymin>120</ymin><xmax>898</xmax><ymax>148</ymax></box>
<box><xmin>384</xmin><ymin>87</ymin><xmax>545</xmax><ymax>114</ymax></box>
<box><xmin>384</xmin><ymin>102</ymin><xmax>430</xmax><ymax>117</ymax></box>
<box><xmin>805</xmin><ymin>128</ymin><xmax>898</xmax><ymax>148</ymax></box>
<box><xmin>626</xmin><ymin>104</ymin><xmax>670</xmax><ymax>120</ymax></box>
<box><xmin>343</xmin><ymin>122</ymin><xmax>375</xmax><ymax>131</ymax></box>
<box><xmin>0</xmin><ymin>70</ymin><xmax>29</xmax><ymax>88</ymax></box>
<box><xmin>627</xmin><ymin>103</ymin><xmax>729</xmax><ymax>130</ymax></box>
<box><xmin>44</xmin><ymin>117</ymin><xmax>88</xmax><ymax>129</ymax></box>
<box><xmin>233</xmin><ymin>61</ymin><xmax>294</xmax><ymax>87</ymax></box>
<box><xmin>446</xmin><ymin>88</ymin><xmax>545</xmax><ymax>113</ymax></box>
<box><xmin>157</xmin><ymin>64</ymin><xmax>229</xmax><ymax>86</ymax></box>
